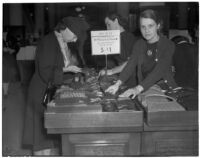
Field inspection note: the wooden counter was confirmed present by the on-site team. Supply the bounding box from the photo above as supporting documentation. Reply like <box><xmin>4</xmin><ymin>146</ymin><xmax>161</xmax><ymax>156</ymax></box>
<box><xmin>141</xmin><ymin>105</ymin><xmax>198</xmax><ymax>156</ymax></box>
<box><xmin>44</xmin><ymin>100</ymin><xmax>198</xmax><ymax>156</ymax></box>
<box><xmin>45</xmin><ymin>102</ymin><xmax>143</xmax><ymax>156</ymax></box>
<box><xmin>141</xmin><ymin>123</ymin><xmax>198</xmax><ymax>156</ymax></box>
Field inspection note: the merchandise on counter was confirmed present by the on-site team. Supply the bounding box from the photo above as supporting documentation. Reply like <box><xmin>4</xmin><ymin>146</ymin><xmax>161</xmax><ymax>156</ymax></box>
<box><xmin>101</xmin><ymin>100</ymin><xmax>119</xmax><ymax>112</ymax></box>
<box><xmin>50</xmin><ymin>68</ymin><xmax>139</xmax><ymax>112</ymax></box>
<box><xmin>98</xmin><ymin>75</ymin><xmax>118</xmax><ymax>92</ymax></box>
<box><xmin>54</xmin><ymin>90</ymin><xmax>88</xmax><ymax>105</ymax></box>
<box><xmin>165</xmin><ymin>87</ymin><xmax>198</xmax><ymax>111</ymax></box>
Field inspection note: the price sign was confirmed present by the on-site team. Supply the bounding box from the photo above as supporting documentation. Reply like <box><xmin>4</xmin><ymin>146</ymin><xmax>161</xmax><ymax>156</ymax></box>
<box><xmin>91</xmin><ymin>30</ymin><xmax>120</xmax><ymax>55</ymax></box>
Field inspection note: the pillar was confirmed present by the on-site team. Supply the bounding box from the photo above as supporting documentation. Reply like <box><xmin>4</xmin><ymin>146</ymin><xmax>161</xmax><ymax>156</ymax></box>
<box><xmin>178</xmin><ymin>3</ymin><xmax>188</xmax><ymax>29</ymax></box>
<box><xmin>9</xmin><ymin>3</ymin><xmax>23</xmax><ymax>25</ymax></box>
<box><xmin>116</xmin><ymin>2</ymin><xmax>130</xmax><ymax>18</ymax></box>
<box><xmin>34</xmin><ymin>3</ymin><xmax>44</xmax><ymax>37</ymax></box>
<box><xmin>108</xmin><ymin>2</ymin><xmax>116</xmax><ymax>12</ymax></box>
<box><xmin>47</xmin><ymin>3</ymin><xmax>56</xmax><ymax>31</ymax></box>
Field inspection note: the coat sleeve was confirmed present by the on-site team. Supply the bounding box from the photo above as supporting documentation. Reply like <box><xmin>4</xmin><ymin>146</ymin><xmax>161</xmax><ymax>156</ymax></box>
<box><xmin>140</xmin><ymin>41</ymin><xmax>175</xmax><ymax>90</ymax></box>
<box><xmin>115</xmin><ymin>33</ymin><xmax>137</xmax><ymax>64</ymax></box>
<box><xmin>36</xmin><ymin>37</ymin><xmax>58</xmax><ymax>84</ymax></box>
<box><xmin>119</xmin><ymin>40</ymin><xmax>140</xmax><ymax>83</ymax></box>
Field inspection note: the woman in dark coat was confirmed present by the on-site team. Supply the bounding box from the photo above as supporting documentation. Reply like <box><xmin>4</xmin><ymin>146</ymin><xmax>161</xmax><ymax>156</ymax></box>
<box><xmin>22</xmin><ymin>17</ymin><xmax>87</xmax><ymax>155</ymax></box>
<box><xmin>106</xmin><ymin>9</ymin><xmax>177</xmax><ymax>98</ymax></box>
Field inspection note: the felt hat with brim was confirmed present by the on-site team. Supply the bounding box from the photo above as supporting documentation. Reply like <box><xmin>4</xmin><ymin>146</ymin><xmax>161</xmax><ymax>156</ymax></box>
<box><xmin>62</xmin><ymin>16</ymin><xmax>89</xmax><ymax>39</ymax></box>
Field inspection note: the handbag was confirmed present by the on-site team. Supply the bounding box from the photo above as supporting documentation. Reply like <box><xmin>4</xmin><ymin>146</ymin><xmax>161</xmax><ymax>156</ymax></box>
<box><xmin>42</xmin><ymin>82</ymin><xmax>57</xmax><ymax>107</ymax></box>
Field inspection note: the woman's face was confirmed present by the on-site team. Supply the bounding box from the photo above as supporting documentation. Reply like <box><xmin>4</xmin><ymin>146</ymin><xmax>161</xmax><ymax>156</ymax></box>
<box><xmin>61</xmin><ymin>28</ymin><xmax>77</xmax><ymax>43</ymax></box>
<box><xmin>105</xmin><ymin>17</ymin><xmax>118</xmax><ymax>30</ymax></box>
<box><xmin>140</xmin><ymin>17</ymin><xmax>160</xmax><ymax>43</ymax></box>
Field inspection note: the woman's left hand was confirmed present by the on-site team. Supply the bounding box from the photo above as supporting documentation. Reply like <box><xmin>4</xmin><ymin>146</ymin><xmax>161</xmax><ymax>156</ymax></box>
<box><xmin>119</xmin><ymin>85</ymin><xmax>144</xmax><ymax>99</ymax></box>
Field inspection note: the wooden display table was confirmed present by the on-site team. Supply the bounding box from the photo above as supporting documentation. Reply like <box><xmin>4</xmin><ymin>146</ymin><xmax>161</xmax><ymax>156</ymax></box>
<box><xmin>141</xmin><ymin>106</ymin><xmax>198</xmax><ymax>156</ymax></box>
<box><xmin>45</xmin><ymin>102</ymin><xmax>143</xmax><ymax>156</ymax></box>
<box><xmin>45</xmin><ymin>99</ymin><xmax>198</xmax><ymax>156</ymax></box>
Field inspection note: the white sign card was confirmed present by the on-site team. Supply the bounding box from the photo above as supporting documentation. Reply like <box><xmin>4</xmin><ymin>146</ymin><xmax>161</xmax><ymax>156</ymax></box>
<box><xmin>91</xmin><ymin>30</ymin><xmax>120</xmax><ymax>55</ymax></box>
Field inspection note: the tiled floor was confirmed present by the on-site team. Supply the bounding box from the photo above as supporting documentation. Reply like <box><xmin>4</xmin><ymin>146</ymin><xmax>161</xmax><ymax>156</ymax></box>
<box><xmin>2</xmin><ymin>82</ymin><xmax>32</xmax><ymax>156</ymax></box>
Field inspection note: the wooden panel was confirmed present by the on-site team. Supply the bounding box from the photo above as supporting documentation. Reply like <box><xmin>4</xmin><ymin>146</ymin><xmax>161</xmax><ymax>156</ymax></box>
<box><xmin>74</xmin><ymin>143</ymin><xmax>125</xmax><ymax>156</ymax></box>
<box><xmin>46</xmin><ymin>103</ymin><xmax>102</xmax><ymax>113</ymax></box>
<box><xmin>61</xmin><ymin>134</ymin><xmax>73</xmax><ymax>156</ymax></box>
<box><xmin>47</xmin><ymin>126</ymin><xmax>142</xmax><ymax>134</ymax></box>
<box><xmin>45</xmin><ymin>111</ymin><xmax>143</xmax><ymax>133</ymax></box>
<box><xmin>144</xmin><ymin>123</ymin><xmax>198</xmax><ymax>131</ymax></box>
<box><xmin>141</xmin><ymin>131</ymin><xmax>198</xmax><ymax>156</ymax></box>
<box><xmin>146</xmin><ymin>110</ymin><xmax>198</xmax><ymax>127</ymax></box>
<box><xmin>62</xmin><ymin>133</ymin><xmax>141</xmax><ymax>156</ymax></box>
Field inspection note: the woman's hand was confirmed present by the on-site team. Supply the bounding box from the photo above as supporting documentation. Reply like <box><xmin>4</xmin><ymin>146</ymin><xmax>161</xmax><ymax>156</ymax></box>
<box><xmin>105</xmin><ymin>80</ymin><xmax>122</xmax><ymax>95</ymax></box>
<box><xmin>63</xmin><ymin>65</ymin><xmax>82</xmax><ymax>73</ymax></box>
<box><xmin>119</xmin><ymin>85</ymin><xmax>144</xmax><ymax>99</ymax></box>
<box><xmin>99</xmin><ymin>69</ymin><xmax>113</xmax><ymax>76</ymax></box>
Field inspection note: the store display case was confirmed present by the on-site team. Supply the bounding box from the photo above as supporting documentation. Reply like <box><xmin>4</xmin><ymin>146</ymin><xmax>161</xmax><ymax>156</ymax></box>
<box><xmin>141</xmin><ymin>97</ymin><xmax>198</xmax><ymax>156</ymax></box>
<box><xmin>44</xmin><ymin>70</ymin><xmax>198</xmax><ymax>156</ymax></box>
<box><xmin>45</xmin><ymin>98</ymin><xmax>143</xmax><ymax>156</ymax></box>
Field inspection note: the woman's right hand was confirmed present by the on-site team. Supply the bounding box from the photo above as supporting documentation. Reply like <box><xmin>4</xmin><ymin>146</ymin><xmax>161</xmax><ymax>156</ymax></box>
<box><xmin>63</xmin><ymin>65</ymin><xmax>82</xmax><ymax>73</ymax></box>
<box><xmin>99</xmin><ymin>69</ymin><xmax>113</xmax><ymax>76</ymax></box>
<box><xmin>105</xmin><ymin>80</ymin><xmax>122</xmax><ymax>95</ymax></box>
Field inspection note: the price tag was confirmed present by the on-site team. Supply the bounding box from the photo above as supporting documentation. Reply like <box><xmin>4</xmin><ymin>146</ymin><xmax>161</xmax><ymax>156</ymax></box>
<box><xmin>91</xmin><ymin>30</ymin><xmax>120</xmax><ymax>55</ymax></box>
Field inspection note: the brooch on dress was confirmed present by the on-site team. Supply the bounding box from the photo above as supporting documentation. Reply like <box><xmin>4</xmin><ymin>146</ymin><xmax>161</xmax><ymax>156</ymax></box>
<box><xmin>147</xmin><ymin>50</ymin><xmax>153</xmax><ymax>56</ymax></box>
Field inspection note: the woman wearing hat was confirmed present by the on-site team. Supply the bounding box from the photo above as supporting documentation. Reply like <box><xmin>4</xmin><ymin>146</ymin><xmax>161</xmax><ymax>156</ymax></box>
<box><xmin>22</xmin><ymin>17</ymin><xmax>87</xmax><ymax>155</ymax></box>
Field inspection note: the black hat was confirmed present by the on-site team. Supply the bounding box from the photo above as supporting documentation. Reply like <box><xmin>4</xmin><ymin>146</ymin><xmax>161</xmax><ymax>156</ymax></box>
<box><xmin>62</xmin><ymin>16</ymin><xmax>89</xmax><ymax>39</ymax></box>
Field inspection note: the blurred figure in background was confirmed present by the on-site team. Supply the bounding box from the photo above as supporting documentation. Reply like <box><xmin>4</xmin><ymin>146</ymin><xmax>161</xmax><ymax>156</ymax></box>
<box><xmin>3</xmin><ymin>31</ymin><xmax>16</xmax><ymax>99</ymax></box>
<box><xmin>99</xmin><ymin>12</ymin><xmax>137</xmax><ymax>87</ymax></box>
<box><xmin>171</xmin><ymin>35</ymin><xmax>198</xmax><ymax>89</ymax></box>
<box><xmin>75</xmin><ymin>19</ymin><xmax>90</xmax><ymax>66</ymax></box>
<box><xmin>17</xmin><ymin>35</ymin><xmax>37</xmax><ymax>88</ymax></box>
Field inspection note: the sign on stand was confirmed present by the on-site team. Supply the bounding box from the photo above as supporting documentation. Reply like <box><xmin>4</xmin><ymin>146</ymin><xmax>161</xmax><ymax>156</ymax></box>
<box><xmin>91</xmin><ymin>30</ymin><xmax>120</xmax><ymax>73</ymax></box>
<box><xmin>91</xmin><ymin>30</ymin><xmax>120</xmax><ymax>55</ymax></box>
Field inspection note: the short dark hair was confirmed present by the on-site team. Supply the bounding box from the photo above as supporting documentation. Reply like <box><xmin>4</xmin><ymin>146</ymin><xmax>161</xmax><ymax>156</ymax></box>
<box><xmin>140</xmin><ymin>9</ymin><xmax>161</xmax><ymax>24</ymax></box>
<box><xmin>105</xmin><ymin>11</ymin><xmax>128</xmax><ymax>30</ymax></box>
<box><xmin>140</xmin><ymin>9</ymin><xmax>163</xmax><ymax>33</ymax></box>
